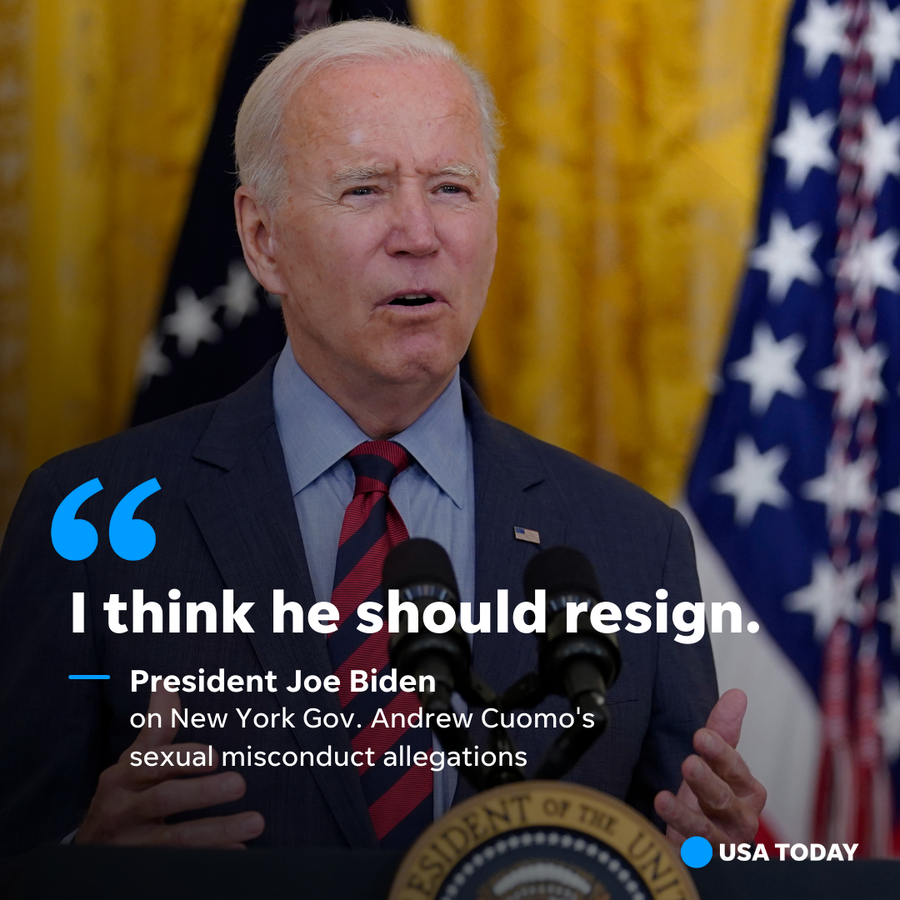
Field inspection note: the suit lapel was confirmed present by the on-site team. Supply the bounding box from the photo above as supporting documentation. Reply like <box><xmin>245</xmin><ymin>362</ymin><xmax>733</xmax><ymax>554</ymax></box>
<box><xmin>186</xmin><ymin>362</ymin><xmax>377</xmax><ymax>847</ymax></box>
<box><xmin>464</xmin><ymin>386</ymin><xmax>567</xmax><ymax>694</ymax></box>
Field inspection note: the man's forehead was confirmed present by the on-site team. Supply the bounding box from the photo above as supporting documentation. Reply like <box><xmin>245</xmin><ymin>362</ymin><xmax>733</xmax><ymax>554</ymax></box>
<box><xmin>282</xmin><ymin>57</ymin><xmax>481</xmax><ymax>144</ymax></box>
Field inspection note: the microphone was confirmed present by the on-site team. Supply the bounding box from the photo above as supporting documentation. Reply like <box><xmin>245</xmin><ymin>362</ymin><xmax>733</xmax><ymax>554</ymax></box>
<box><xmin>384</xmin><ymin>539</ymin><xmax>523</xmax><ymax>790</ymax></box>
<box><xmin>384</xmin><ymin>538</ymin><xmax>471</xmax><ymax>714</ymax></box>
<box><xmin>524</xmin><ymin>546</ymin><xmax>621</xmax><ymax>768</ymax></box>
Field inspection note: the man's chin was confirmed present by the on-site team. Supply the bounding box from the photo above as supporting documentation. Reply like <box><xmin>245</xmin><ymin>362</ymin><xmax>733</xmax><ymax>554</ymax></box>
<box><xmin>367</xmin><ymin>351</ymin><xmax>462</xmax><ymax>392</ymax></box>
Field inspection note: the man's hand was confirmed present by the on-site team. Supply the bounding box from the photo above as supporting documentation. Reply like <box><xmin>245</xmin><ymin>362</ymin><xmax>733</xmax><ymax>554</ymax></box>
<box><xmin>74</xmin><ymin>691</ymin><xmax>264</xmax><ymax>847</ymax></box>
<box><xmin>654</xmin><ymin>688</ymin><xmax>766</xmax><ymax>849</ymax></box>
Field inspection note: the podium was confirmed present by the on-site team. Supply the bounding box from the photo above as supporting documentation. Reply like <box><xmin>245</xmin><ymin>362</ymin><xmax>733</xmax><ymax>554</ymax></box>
<box><xmin>4</xmin><ymin>846</ymin><xmax>899</xmax><ymax>899</ymax></box>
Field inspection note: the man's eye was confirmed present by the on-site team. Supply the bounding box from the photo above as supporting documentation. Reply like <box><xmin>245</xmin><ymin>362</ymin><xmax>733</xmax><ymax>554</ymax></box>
<box><xmin>348</xmin><ymin>186</ymin><xmax>376</xmax><ymax>196</ymax></box>
<box><xmin>437</xmin><ymin>184</ymin><xmax>464</xmax><ymax>194</ymax></box>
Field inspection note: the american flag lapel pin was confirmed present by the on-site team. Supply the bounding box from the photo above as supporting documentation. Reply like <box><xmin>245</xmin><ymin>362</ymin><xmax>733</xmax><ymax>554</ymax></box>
<box><xmin>514</xmin><ymin>526</ymin><xmax>540</xmax><ymax>545</ymax></box>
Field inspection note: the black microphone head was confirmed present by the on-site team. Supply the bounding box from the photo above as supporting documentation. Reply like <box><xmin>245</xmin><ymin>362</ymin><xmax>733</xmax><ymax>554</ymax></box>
<box><xmin>383</xmin><ymin>538</ymin><xmax>460</xmax><ymax>601</ymax></box>
<box><xmin>523</xmin><ymin>546</ymin><xmax>602</xmax><ymax>602</ymax></box>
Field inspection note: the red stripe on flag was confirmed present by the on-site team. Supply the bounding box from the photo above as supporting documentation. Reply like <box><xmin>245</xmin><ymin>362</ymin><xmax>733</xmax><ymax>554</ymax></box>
<box><xmin>814</xmin><ymin>621</ymin><xmax>856</xmax><ymax>845</ymax></box>
<box><xmin>753</xmin><ymin>816</ymin><xmax>781</xmax><ymax>855</ymax></box>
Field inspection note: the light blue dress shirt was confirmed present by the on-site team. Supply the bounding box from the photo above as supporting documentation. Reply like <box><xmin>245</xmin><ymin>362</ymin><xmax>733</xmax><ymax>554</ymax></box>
<box><xmin>272</xmin><ymin>341</ymin><xmax>474</xmax><ymax>819</ymax></box>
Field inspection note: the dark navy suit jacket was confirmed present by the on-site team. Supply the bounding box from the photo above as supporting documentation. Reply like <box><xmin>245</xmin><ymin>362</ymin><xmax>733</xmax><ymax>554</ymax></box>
<box><xmin>0</xmin><ymin>359</ymin><xmax>717</xmax><ymax>855</ymax></box>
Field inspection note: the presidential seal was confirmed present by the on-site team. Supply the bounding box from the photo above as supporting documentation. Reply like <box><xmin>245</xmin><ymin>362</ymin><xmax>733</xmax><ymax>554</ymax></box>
<box><xmin>389</xmin><ymin>782</ymin><xmax>699</xmax><ymax>900</ymax></box>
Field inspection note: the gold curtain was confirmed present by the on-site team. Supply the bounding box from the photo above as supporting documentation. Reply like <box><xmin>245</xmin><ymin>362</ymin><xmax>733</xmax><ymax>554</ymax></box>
<box><xmin>0</xmin><ymin>0</ymin><xmax>243</xmax><ymax>534</ymax></box>
<box><xmin>414</xmin><ymin>0</ymin><xmax>792</xmax><ymax>501</ymax></box>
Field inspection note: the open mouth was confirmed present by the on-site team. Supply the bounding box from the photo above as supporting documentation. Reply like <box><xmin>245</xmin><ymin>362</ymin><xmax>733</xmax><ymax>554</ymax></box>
<box><xmin>388</xmin><ymin>294</ymin><xmax>437</xmax><ymax>307</ymax></box>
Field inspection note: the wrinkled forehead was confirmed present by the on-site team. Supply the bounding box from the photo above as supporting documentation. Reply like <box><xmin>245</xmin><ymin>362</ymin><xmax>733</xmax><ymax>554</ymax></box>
<box><xmin>280</xmin><ymin>57</ymin><xmax>486</xmax><ymax>164</ymax></box>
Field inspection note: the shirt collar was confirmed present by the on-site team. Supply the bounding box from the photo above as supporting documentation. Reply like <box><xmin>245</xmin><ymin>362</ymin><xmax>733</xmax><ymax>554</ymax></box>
<box><xmin>272</xmin><ymin>341</ymin><xmax>468</xmax><ymax>508</ymax></box>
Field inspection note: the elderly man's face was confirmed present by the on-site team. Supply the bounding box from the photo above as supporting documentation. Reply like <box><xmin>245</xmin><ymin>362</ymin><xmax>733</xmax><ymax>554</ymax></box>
<box><xmin>263</xmin><ymin>58</ymin><xmax>497</xmax><ymax>397</ymax></box>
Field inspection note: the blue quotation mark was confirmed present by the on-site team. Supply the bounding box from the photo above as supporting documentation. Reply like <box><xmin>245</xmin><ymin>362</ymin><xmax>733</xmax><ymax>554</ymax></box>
<box><xmin>51</xmin><ymin>478</ymin><xmax>161</xmax><ymax>561</ymax></box>
<box><xmin>681</xmin><ymin>836</ymin><xmax>713</xmax><ymax>868</ymax></box>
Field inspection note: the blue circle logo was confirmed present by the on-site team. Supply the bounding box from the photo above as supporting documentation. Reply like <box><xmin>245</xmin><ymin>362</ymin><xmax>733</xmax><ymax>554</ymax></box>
<box><xmin>681</xmin><ymin>836</ymin><xmax>713</xmax><ymax>868</ymax></box>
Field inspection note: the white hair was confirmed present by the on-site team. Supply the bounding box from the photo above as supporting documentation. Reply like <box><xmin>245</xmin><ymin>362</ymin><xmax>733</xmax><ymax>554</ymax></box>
<box><xmin>234</xmin><ymin>19</ymin><xmax>501</xmax><ymax>207</ymax></box>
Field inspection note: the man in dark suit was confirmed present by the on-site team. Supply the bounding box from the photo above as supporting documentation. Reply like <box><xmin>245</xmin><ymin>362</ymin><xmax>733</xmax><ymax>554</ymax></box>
<box><xmin>0</xmin><ymin>20</ymin><xmax>765</xmax><ymax>854</ymax></box>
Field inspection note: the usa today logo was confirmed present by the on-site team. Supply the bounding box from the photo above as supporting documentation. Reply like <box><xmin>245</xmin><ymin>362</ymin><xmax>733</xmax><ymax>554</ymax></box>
<box><xmin>680</xmin><ymin>836</ymin><xmax>860</xmax><ymax>867</ymax></box>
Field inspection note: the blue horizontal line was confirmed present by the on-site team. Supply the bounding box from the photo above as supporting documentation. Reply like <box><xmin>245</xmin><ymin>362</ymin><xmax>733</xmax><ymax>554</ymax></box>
<box><xmin>68</xmin><ymin>675</ymin><xmax>110</xmax><ymax>680</ymax></box>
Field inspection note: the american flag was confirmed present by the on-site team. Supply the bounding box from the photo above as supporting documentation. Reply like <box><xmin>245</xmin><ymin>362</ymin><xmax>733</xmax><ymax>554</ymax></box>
<box><xmin>686</xmin><ymin>0</ymin><xmax>900</xmax><ymax>855</ymax></box>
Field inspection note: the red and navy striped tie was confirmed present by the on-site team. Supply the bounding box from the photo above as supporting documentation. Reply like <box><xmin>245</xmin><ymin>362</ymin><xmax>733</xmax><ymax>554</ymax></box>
<box><xmin>328</xmin><ymin>440</ymin><xmax>433</xmax><ymax>848</ymax></box>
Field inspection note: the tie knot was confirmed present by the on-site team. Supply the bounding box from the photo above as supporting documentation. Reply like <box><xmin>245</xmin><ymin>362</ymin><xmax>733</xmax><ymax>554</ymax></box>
<box><xmin>347</xmin><ymin>440</ymin><xmax>410</xmax><ymax>496</ymax></box>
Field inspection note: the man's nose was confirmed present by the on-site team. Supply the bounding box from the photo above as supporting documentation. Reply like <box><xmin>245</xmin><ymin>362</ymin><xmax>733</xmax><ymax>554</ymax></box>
<box><xmin>385</xmin><ymin>187</ymin><xmax>440</xmax><ymax>257</ymax></box>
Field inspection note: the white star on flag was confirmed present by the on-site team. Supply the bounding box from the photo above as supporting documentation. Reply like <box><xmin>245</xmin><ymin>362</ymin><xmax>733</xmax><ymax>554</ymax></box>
<box><xmin>878</xmin><ymin>570</ymin><xmax>900</xmax><ymax>655</ymax></box>
<box><xmin>163</xmin><ymin>286</ymin><xmax>222</xmax><ymax>357</ymax></box>
<box><xmin>216</xmin><ymin>260</ymin><xmax>259</xmax><ymax>328</ymax></box>
<box><xmin>801</xmin><ymin>451</ymin><xmax>876</xmax><ymax>516</ymax></box>
<box><xmin>859</xmin><ymin>107</ymin><xmax>900</xmax><ymax>196</ymax></box>
<box><xmin>884</xmin><ymin>485</ymin><xmax>900</xmax><ymax>517</ymax></box>
<box><xmin>772</xmin><ymin>101</ymin><xmax>837</xmax><ymax>189</ymax></box>
<box><xmin>784</xmin><ymin>555</ymin><xmax>860</xmax><ymax>641</ymax></box>
<box><xmin>750</xmin><ymin>211</ymin><xmax>822</xmax><ymax>302</ymax></box>
<box><xmin>837</xmin><ymin>229</ymin><xmax>900</xmax><ymax>298</ymax></box>
<box><xmin>815</xmin><ymin>335</ymin><xmax>888</xmax><ymax>417</ymax></box>
<box><xmin>864</xmin><ymin>0</ymin><xmax>900</xmax><ymax>83</ymax></box>
<box><xmin>793</xmin><ymin>0</ymin><xmax>850</xmax><ymax>79</ymax></box>
<box><xmin>729</xmin><ymin>323</ymin><xmax>805</xmax><ymax>414</ymax></box>
<box><xmin>136</xmin><ymin>333</ymin><xmax>171</xmax><ymax>387</ymax></box>
<box><xmin>713</xmin><ymin>434</ymin><xmax>791</xmax><ymax>526</ymax></box>
<box><xmin>879</xmin><ymin>677</ymin><xmax>900</xmax><ymax>764</ymax></box>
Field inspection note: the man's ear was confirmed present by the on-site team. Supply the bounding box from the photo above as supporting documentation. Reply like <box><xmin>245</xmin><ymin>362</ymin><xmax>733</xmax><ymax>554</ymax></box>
<box><xmin>234</xmin><ymin>187</ymin><xmax>288</xmax><ymax>295</ymax></box>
